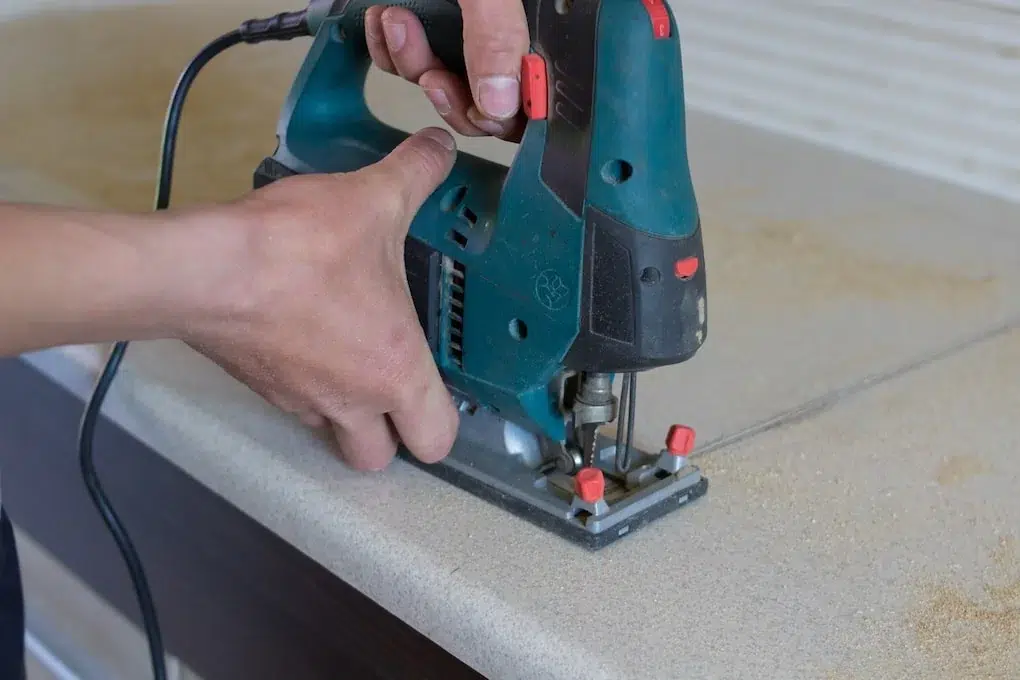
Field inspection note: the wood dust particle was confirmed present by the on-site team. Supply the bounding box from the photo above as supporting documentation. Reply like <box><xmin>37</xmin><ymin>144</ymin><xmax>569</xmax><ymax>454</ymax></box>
<box><xmin>909</xmin><ymin>537</ymin><xmax>1020</xmax><ymax>679</ymax></box>
<box><xmin>705</xmin><ymin>218</ymin><xmax>997</xmax><ymax>307</ymax></box>
<box><xmin>936</xmin><ymin>454</ymin><xmax>989</xmax><ymax>486</ymax></box>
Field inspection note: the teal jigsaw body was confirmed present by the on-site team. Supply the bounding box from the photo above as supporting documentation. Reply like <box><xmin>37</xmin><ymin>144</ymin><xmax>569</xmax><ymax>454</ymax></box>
<box><xmin>254</xmin><ymin>0</ymin><xmax>706</xmax><ymax>445</ymax></box>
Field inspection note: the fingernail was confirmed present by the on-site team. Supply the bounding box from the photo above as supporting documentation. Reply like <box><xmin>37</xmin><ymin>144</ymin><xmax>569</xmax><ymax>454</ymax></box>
<box><xmin>422</xmin><ymin>128</ymin><xmax>456</xmax><ymax>151</ymax></box>
<box><xmin>425</xmin><ymin>88</ymin><xmax>452</xmax><ymax>116</ymax></box>
<box><xmin>467</xmin><ymin>107</ymin><xmax>509</xmax><ymax>136</ymax></box>
<box><xmin>478</xmin><ymin>76</ymin><xmax>519</xmax><ymax>119</ymax></box>
<box><xmin>381</xmin><ymin>17</ymin><xmax>406</xmax><ymax>52</ymax></box>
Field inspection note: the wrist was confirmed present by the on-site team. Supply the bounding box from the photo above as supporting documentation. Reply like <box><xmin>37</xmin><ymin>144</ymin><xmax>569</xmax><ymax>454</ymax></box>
<box><xmin>0</xmin><ymin>201</ymin><xmax>258</xmax><ymax>356</ymax></box>
<box><xmin>135</xmin><ymin>206</ymin><xmax>260</xmax><ymax>344</ymax></box>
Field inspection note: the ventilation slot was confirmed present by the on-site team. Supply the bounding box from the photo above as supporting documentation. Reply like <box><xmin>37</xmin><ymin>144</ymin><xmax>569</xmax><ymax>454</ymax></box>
<box><xmin>442</xmin><ymin>185</ymin><xmax>480</xmax><ymax>251</ymax></box>
<box><xmin>447</xmin><ymin>259</ymin><xmax>466</xmax><ymax>370</ymax></box>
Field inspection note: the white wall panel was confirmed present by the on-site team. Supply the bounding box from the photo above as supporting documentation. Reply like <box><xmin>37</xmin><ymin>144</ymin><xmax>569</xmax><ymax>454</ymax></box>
<box><xmin>672</xmin><ymin>0</ymin><xmax>1020</xmax><ymax>203</ymax></box>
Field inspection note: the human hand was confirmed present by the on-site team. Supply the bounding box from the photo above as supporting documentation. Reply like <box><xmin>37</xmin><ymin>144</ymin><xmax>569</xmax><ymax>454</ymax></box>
<box><xmin>187</xmin><ymin>128</ymin><xmax>460</xmax><ymax>471</ymax></box>
<box><xmin>364</xmin><ymin>0</ymin><xmax>529</xmax><ymax>141</ymax></box>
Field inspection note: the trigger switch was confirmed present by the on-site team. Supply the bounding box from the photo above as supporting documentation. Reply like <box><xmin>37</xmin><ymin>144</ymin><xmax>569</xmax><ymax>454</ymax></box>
<box><xmin>521</xmin><ymin>54</ymin><xmax>548</xmax><ymax>120</ymax></box>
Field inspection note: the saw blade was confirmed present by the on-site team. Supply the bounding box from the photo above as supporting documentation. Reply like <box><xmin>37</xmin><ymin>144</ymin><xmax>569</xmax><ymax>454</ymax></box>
<box><xmin>580</xmin><ymin>423</ymin><xmax>599</xmax><ymax>468</ymax></box>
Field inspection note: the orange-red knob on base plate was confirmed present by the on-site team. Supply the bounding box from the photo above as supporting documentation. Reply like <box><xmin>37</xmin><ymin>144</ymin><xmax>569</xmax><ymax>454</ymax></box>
<box><xmin>666</xmin><ymin>425</ymin><xmax>696</xmax><ymax>456</ymax></box>
<box><xmin>574</xmin><ymin>467</ymin><xmax>605</xmax><ymax>503</ymax></box>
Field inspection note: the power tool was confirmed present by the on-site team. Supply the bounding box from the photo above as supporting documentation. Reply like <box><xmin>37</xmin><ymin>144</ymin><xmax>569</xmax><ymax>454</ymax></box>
<box><xmin>249</xmin><ymin>0</ymin><xmax>710</xmax><ymax>548</ymax></box>
<box><xmin>76</xmin><ymin>4</ymin><xmax>709</xmax><ymax>678</ymax></box>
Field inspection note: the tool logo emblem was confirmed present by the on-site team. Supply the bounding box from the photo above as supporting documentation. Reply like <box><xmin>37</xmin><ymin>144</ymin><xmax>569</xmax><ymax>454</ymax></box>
<box><xmin>534</xmin><ymin>269</ymin><xmax>570</xmax><ymax>311</ymax></box>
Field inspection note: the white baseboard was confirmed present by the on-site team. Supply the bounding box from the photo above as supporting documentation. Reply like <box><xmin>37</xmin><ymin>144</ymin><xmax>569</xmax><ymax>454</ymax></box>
<box><xmin>25</xmin><ymin>631</ymin><xmax>83</xmax><ymax>680</ymax></box>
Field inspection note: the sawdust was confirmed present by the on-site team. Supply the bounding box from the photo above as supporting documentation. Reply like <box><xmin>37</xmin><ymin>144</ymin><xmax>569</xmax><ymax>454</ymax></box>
<box><xmin>0</xmin><ymin>2</ymin><xmax>309</xmax><ymax>210</ymax></box>
<box><xmin>909</xmin><ymin>535</ymin><xmax>1020</xmax><ymax>679</ymax></box>
<box><xmin>935</xmin><ymin>454</ymin><xmax>990</xmax><ymax>486</ymax></box>
<box><xmin>704</xmin><ymin>217</ymin><xmax>998</xmax><ymax>307</ymax></box>
<box><xmin>695</xmin><ymin>450</ymin><xmax>787</xmax><ymax>498</ymax></box>
<box><xmin>820</xmin><ymin>672</ymin><xmax>862</xmax><ymax>680</ymax></box>
<box><xmin>994</xmin><ymin>537</ymin><xmax>1019</xmax><ymax>569</ymax></box>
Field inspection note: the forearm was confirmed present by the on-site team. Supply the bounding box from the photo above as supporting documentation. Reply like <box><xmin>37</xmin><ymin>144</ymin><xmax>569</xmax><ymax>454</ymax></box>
<box><xmin>0</xmin><ymin>202</ymin><xmax>243</xmax><ymax>357</ymax></box>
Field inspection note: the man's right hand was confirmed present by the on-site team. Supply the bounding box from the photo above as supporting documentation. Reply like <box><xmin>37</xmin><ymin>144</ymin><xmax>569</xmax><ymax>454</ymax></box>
<box><xmin>364</xmin><ymin>0</ymin><xmax>529</xmax><ymax>141</ymax></box>
<box><xmin>184</xmin><ymin>128</ymin><xmax>462</xmax><ymax>472</ymax></box>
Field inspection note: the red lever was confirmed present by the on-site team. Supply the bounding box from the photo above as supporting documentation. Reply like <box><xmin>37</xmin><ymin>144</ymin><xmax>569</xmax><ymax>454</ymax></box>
<box><xmin>521</xmin><ymin>54</ymin><xmax>548</xmax><ymax>120</ymax></box>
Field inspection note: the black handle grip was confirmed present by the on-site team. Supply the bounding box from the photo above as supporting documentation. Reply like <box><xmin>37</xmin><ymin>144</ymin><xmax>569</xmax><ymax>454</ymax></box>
<box><xmin>336</xmin><ymin>0</ymin><xmax>467</xmax><ymax>77</ymax></box>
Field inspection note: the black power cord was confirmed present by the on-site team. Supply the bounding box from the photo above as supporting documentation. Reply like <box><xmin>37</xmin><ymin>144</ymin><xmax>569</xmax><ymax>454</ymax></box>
<box><xmin>77</xmin><ymin>12</ymin><xmax>311</xmax><ymax>680</ymax></box>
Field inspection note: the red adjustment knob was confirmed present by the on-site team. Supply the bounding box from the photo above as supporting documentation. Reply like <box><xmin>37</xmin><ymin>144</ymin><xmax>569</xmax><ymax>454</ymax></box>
<box><xmin>674</xmin><ymin>256</ymin><xmax>699</xmax><ymax>280</ymax></box>
<box><xmin>574</xmin><ymin>467</ymin><xmax>605</xmax><ymax>503</ymax></box>
<box><xmin>666</xmin><ymin>425</ymin><xmax>696</xmax><ymax>456</ymax></box>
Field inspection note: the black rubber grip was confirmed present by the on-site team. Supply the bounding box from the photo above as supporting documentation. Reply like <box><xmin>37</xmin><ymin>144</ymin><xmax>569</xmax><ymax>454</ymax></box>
<box><xmin>332</xmin><ymin>0</ymin><xmax>467</xmax><ymax>77</ymax></box>
<box><xmin>240</xmin><ymin>11</ymin><xmax>310</xmax><ymax>43</ymax></box>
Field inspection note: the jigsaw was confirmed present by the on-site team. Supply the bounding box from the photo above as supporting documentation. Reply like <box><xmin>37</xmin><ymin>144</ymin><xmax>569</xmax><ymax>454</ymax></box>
<box><xmin>253</xmin><ymin>0</ymin><xmax>709</xmax><ymax>548</ymax></box>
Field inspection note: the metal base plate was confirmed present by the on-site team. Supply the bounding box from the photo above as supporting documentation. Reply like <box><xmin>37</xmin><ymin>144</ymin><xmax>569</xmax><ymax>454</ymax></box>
<box><xmin>399</xmin><ymin>407</ymin><xmax>708</xmax><ymax>550</ymax></box>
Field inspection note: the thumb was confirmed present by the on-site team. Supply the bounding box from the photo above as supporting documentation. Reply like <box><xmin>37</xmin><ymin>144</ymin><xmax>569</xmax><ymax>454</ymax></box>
<box><xmin>365</xmin><ymin>127</ymin><xmax>457</xmax><ymax>220</ymax></box>
<box><xmin>460</xmin><ymin>0</ymin><xmax>530</xmax><ymax>121</ymax></box>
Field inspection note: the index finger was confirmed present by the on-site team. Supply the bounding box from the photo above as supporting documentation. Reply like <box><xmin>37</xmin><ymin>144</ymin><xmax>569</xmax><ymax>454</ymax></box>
<box><xmin>459</xmin><ymin>0</ymin><xmax>530</xmax><ymax>122</ymax></box>
<box><xmin>388</xmin><ymin>300</ymin><xmax>460</xmax><ymax>464</ymax></box>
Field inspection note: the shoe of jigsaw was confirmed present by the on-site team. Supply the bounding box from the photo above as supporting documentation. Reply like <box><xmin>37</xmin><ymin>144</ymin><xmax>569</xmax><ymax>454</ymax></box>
<box><xmin>253</xmin><ymin>0</ymin><xmax>709</xmax><ymax>548</ymax></box>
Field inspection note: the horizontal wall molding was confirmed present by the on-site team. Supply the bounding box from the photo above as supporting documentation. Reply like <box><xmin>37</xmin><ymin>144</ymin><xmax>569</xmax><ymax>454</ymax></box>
<box><xmin>672</xmin><ymin>0</ymin><xmax>1020</xmax><ymax>204</ymax></box>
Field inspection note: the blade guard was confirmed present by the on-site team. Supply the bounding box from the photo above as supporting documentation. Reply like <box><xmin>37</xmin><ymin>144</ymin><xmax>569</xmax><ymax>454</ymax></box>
<box><xmin>255</xmin><ymin>0</ymin><xmax>706</xmax><ymax>445</ymax></box>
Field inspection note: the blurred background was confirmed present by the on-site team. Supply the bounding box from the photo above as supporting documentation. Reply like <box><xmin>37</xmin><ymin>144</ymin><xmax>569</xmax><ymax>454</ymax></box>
<box><xmin>3</xmin><ymin>0</ymin><xmax>1018</xmax><ymax>213</ymax></box>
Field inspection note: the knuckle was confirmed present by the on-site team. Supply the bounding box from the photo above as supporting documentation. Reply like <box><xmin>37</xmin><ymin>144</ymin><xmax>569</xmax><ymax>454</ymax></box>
<box><xmin>393</xmin><ymin>370</ymin><xmax>426</xmax><ymax>410</ymax></box>
<box><xmin>388</xmin><ymin>316</ymin><xmax>421</xmax><ymax>355</ymax></box>
<box><xmin>374</xmin><ymin>323</ymin><xmax>421</xmax><ymax>398</ymax></box>
<box><xmin>330</xmin><ymin>419</ymin><xmax>398</xmax><ymax>472</ymax></box>
<box><xmin>405</xmin><ymin>140</ymin><xmax>446</xmax><ymax>179</ymax></box>
<box><xmin>465</xmin><ymin>15</ymin><xmax>529</xmax><ymax>60</ymax></box>
<box><xmin>470</xmin><ymin>34</ymin><xmax>528</xmax><ymax>67</ymax></box>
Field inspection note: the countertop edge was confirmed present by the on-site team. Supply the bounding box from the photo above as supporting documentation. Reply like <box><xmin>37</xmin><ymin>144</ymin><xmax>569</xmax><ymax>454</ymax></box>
<box><xmin>17</xmin><ymin>345</ymin><xmax>612</xmax><ymax>680</ymax></box>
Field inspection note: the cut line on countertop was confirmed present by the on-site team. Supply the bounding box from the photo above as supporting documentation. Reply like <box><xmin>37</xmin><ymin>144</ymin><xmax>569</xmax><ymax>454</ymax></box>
<box><xmin>693</xmin><ymin>311</ymin><xmax>1020</xmax><ymax>459</ymax></box>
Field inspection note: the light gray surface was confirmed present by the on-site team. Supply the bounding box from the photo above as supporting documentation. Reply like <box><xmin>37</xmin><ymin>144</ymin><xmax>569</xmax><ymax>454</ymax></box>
<box><xmin>671</xmin><ymin>0</ymin><xmax>1020</xmax><ymax>205</ymax></box>
<box><xmin>22</xmin><ymin>112</ymin><xmax>1020</xmax><ymax>679</ymax></box>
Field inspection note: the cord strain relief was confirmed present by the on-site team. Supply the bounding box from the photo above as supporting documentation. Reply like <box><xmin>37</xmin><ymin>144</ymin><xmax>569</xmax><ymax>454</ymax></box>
<box><xmin>239</xmin><ymin>10</ymin><xmax>310</xmax><ymax>43</ymax></box>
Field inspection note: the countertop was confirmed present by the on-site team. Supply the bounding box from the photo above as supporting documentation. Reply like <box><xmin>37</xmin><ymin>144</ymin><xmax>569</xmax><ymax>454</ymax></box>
<box><xmin>6</xmin><ymin>4</ymin><xmax>1020</xmax><ymax>678</ymax></box>
<box><xmin>18</xmin><ymin>106</ymin><xmax>1020</xmax><ymax>679</ymax></box>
